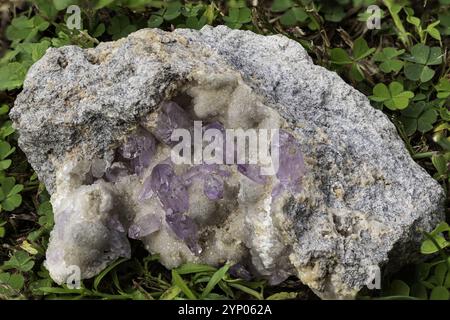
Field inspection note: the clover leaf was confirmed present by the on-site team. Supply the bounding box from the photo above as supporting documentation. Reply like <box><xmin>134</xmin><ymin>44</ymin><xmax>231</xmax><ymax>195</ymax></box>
<box><xmin>431</xmin><ymin>154</ymin><xmax>449</xmax><ymax>180</ymax></box>
<box><xmin>321</xmin><ymin>5</ymin><xmax>346</xmax><ymax>23</ymax></box>
<box><xmin>352</xmin><ymin>37</ymin><xmax>375</xmax><ymax>60</ymax></box>
<box><xmin>223</xmin><ymin>7</ymin><xmax>252</xmax><ymax>29</ymax></box>
<box><xmin>403</xmin><ymin>44</ymin><xmax>442</xmax><ymax>82</ymax></box>
<box><xmin>6</xmin><ymin>15</ymin><xmax>50</xmax><ymax>45</ymax></box>
<box><xmin>330</xmin><ymin>48</ymin><xmax>352</xmax><ymax>65</ymax></box>
<box><xmin>421</xmin><ymin>222</ymin><xmax>450</xmax><ymax>254</ymax></box>
<box><xmin>185</xmin><ymin>15</ymin><xmax>208</xmax><ymax>30</ymax></box>
<box><xmin>2</xmin><ymin>251</ymin><xmax>34</xmax><ymax>272</ymax></box>
<box><xmin>387</xmin><ymin>280</ymin><xmax>410</xmax><ymax>296</ymax></box>
<box><xmin>271</xmin><ymin>0</ymin><xmax>308</xmax><ymax>27</ymax></box>
<box><xmin>425</xmin><ymin>20</ymin><xmax>442</xmax><ymax>43</ymax></box>
<box><xmin>52</xmin><ymin>0</ymin><xmax>78</xmax><ymax>11</ymax></box>
<box><xmin>331</xmin><ymin>37</ymin><xmax>375</xmax><ymax>63</ymax></box>
<box><xmin>280</xmin><ymin>7</ymin><xmax>308</xmax><ymax>26</ymax></box>
<box><xmin>0</xmin><ymin>141</ymin><xmax>15</xmax><ymax>171</ymax></box>
<box><xmin>406</xmin><ymin>12</ymin><xmax>442</xmax><ymax>44</ymax></box>
<box><xmin>181</xmin><ymin>3</ymin><xmax>204</xmax><ymax>18</ymax></box>
<box><xmin>16</xmin><ymin>40</ymin><xmax>51</xmax><ymax>65</ymax></box>
<box><xmin>148</xmin><ymin>15</ymin><xmax>164</xmax><ymax>28</ymax></box>
<box><xmin>33</xmin><ymin>0</ymin><xmax>59</xmax><ymax>20</ymax></box>
<box><xmin>430</xmin><ymin>287</ymin><xmax>449</xmax><ymax>300</ymax></box>
<box><xmin>373</xmin><ymin>47</ymin><xmax>405</xmax><ymax>73</ymax></box>
<box><xmin>271</xmin><ymin>0</ymin><xmax>293</xmax><ymax>12</ymax></box>
<box><xmin>369</xmin><ymin>82</ymin><xmax>414</xmax><ymax>110</ymax></box>
<box><xmin>37</xmin><ymin>201</ymin><xmax>54</xmax><ymax>230</ymax></box>
<box><xmin>0</xmin><ymin>62</ymin><xmax>27</xmax><ymax>91</ymax></box>
<box><xmin>107</xmin><ymin>16</ymin><xmax>137</xmax><ymax>40</ymax></box>
<box><xmin>436</xmin><ymin>78</ymin><xmax>450</xmax><ymax>99</ymax></box>
<box><xmin>0</xmin><ymin>272</ymin><xmax>25</xmax><ymax>296</ymax></box>
<box><xmin>0</xmin><ymin>177</ymin><xmax>23</xmax><ymax>212</ymax></box>
<box><xmin>163</xmin><ymin>1</ymin><xmax>182</xmax><ymax>21</ymax></box>
<box><xmin>400</xmin><ymin>102</ymin><xmax>437</xmax><ymax>135</ymax></box>
<box><xmin>330</xmin><ymin>37</ymin><xmax>375</xmax><ymax>81</ymax></box>
<box><xmin>94</xmin><ymin>0</ymin><xmax>115</xmax><ymax>10</ymax></box>
<box><xmin>27</xmin><ymin>200</ymin><xmax>55</xmax><ymax>242</ymax></box>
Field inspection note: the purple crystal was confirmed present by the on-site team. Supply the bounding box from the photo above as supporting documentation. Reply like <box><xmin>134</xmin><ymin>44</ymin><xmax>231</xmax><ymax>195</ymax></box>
<box><xmin>153</xmin><ymin>101</ymin><xmax>192</xmax><ymax>146</ymax></box>
<box><xmin>90</xmin><ymin>159</ymin><xmax>107</xmax><ymax>178</ymax></box>
<box><xmin>180</xmin><ymin>164</ymin><xmax>228</xmax><ymax>200</ymax></box>
<box><xmin>203</xmin><ymin>175</ymin><xmax>224</xmax><ymax>200</ymax></box>
<box><xmin>229</xmin><ymin>263</ymin><xmax>252</xmax><ymax>281</ymax></box>
<box><xmin>182</xmin><ymin>164</ymin><xmax>230</xmax><ymax>186</ymax></box>
<box><xmin>204</xmin><ymin>121</ymin><xmax>225</xmax><ymax>133</ymax></box>
<box><xmin>138</xmin><ymin>175</ymin><xmax>153</xmax><ymax>201</ymax></box>
<box><xmin>271</xmin><ymin>183</ymin><xmax>284</xmax><ymax>198</ymax></box>
<box><xmin>268</xmin><ymin>270</ymin><xmax>290</xmax><ymax>286</ymax></box>
<box><xmin>275</xmin><ymin>130</ymin><xmax>305</xmax><ymax>194</ymax></box>
<box><xmin>165</xmin><ymin>210</ymin><xmax>201</xmax><ymax>255</ymax></box>
<box><xmin>106</xmin><ymin>214</ymin><xmax>125</xmax><ymax>233</ymax></box>
<box><xmin>204</xmin><ymin>121</ymin><xmax>240</xmax><ymax>164</ymax></box>
<box><xmin>149</xmin><ymin>163</ymin><xmax>189</xmax><ymax>213</ymax></box>
<box><xmin>128</xmin><ymin>214</ymin><xmax>161</xmax><ymax>239</ymax></box>
<box><xmin>105</xmin><ymin>162</ymin><xmax>130</xmax><ymax>183</ymax></box>
<box><xmin>237</xmin><ymin>164</ymin><xmax>268</xmax><ymax>184</ymax></box>
<box><xmin>203</xmin><ymin>121</ymin><xmax>225</xmax><ymax>162</ymax></box>
<box><xmin>120</xmin><ymin>128</ymin><xmax>156</xmax><ymax>176</ymax></box>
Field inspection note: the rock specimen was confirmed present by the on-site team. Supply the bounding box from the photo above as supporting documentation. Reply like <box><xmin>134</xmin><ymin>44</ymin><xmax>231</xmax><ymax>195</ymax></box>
<box><xmin>11</xmin><ymin>26</ymin><xmax>445</xmax><ymax>299</ymax></box>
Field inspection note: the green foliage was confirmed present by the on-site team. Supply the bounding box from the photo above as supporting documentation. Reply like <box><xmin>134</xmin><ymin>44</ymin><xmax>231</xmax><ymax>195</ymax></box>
<box><xmin>147</xmin><ymin>2</ymin><xmax>216</xmax><ymax>30</ymax></box>
<box><xmin>421</xmin><ymin>222</ymin><xmax>450</xmax><ymax>254</ymax></box>
<box><xmin>382</xmin><ymin>223</ymin><xmax>450</xmax><ymax>300</ymax></box>
<box><xmin>0</xmin><ymin>103</ymin><xmax>22</xmax><ymax>215</ymax></box>
<box><xmin>400</xmin><ymin>101</ymin><xmax>437</xmax><ymax>135</ymax></box>
<box><xmin>436</xmin><ymin>78</ymin><xmax>450</xmax><ymax>99</ymax></box>
<box><xmin>369</xmin><ymin>82</ymin><xmax>414</xmax><ymax>110</ymax></box>
<box><xmin>223</xmin><ymin>7</ymin><xmax>252</xmax><ymax>29</ymax></box>
<box><xmin>107</xmin><ymin>16</ymin><xmax>137</xmax><ymax>40</ymax></box>
<box><xmin>405</xmin><ymin>9</ymin><xmax>441</xmax><ymax>44</ymax></box>
<box><xmin>2</xmin><ymin>251</ymin><xmax>35</xmax><ymax>272</ymax></box>
<box><xmin>6</xmin><ymin>15</ymin><xmax>50</xmax><ymax>44</ymax></box>
<box><xmin>373</xmin><ymin>48</ymin><xmax>404</xmax><ymax>73</ymax></box>
<box><xmin>403</xmin><ymin>44</ymin><xmax>442</xmax><ymax>82</ymax></box>
<box><xmin>386</xmin><ymin>279</ymin><xmax>410</xmax><ymax>297</ymax></box>
<box><xmin>0</xmin><ymin>220</ymin><xmax>6</xmax><ymax>238</ymax></box>
<box><xmin>0</xmin><ymin>177</ymin><xmax>23</xmax><ymax>212</ymax></box>
<box><xmin>0</xmin><ymin>272</ymin><xmax>25</xmax><ymax>298</ymax></box>
<box><xmin>330</xmin><ymin>37</ymin><xmax>375</xmax><ymax>81</ymax></box>
<box><xmin>271</xmin><ymin>0</ymin><xmax>309</xmax><ymax>27</ymax></box>
<box><xmin>27</xmin><ymin>200</ymin><xmax>54</xmax><ymax>242</ymax></box>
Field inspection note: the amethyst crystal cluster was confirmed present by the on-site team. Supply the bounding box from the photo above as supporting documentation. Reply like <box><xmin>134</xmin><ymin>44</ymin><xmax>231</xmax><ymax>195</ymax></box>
<box><xmin>104</xmin><ymin>100</ymin><xmax>306</xmax><ymax>256</ymax></box>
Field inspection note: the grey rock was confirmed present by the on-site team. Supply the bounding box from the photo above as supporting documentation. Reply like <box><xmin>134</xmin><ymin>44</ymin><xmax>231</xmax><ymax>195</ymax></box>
<box><xmin>11</xmin><ymin>26</ymin><xmax>445</xmax><ymax>299</ymax></box>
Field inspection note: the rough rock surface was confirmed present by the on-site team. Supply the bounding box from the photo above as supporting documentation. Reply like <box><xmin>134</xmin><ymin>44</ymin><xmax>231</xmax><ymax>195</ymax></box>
<box><xmin>11</xmin><ymin>26</ymin><xmax>445</xmax><ymax>299</ymax></box>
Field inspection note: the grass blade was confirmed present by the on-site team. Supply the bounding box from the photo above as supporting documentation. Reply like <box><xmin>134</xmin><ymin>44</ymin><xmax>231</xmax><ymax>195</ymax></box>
<box><xmin>200</xmin><ymin>264</ymin><xmax>230</xmax><ymax>299</ymax></box>
<box><xmin>93</xmin><ymin>257</ymin><xmax>128</xmax><ymax>291</ymax></box>
<box><xmin>171</xmin><ymin>269</ymin><xmax>197</xmax><ymax>299</ymax></box>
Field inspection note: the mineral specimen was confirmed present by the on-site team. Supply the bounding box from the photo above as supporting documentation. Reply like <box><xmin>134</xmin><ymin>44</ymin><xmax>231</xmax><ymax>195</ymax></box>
<box><xmin>128</xmin><ymin>214</ymin><xmax>161</xmax><ymax>240</ymax></box>
<box><xmin>152</xmin><ymin>101</ymin><xmax>193</xmax><ymax>146</ymax></box>
<box><xmin>11</xmin><ymin>26</ymin><xmax>446</xmax><ymax>299</ymax></box>
<box><xmin>119</xmin><ymin>127</ymin><xmax>156</xmax><ymax>175</ymax></box>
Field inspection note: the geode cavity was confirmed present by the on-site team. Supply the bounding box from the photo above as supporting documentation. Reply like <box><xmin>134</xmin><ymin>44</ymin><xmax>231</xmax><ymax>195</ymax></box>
<box><xmin>11</xmin><ymin>26</ymin><xmax>445</xmax><ymax>299</ymax></box>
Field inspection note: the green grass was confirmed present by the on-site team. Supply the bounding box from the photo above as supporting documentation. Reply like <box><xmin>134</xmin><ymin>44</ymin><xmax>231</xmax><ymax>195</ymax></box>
<box><xmin>0</xmin><ymin>0</ymin><xmax>449</xmax><ymax>300</ymax></box>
